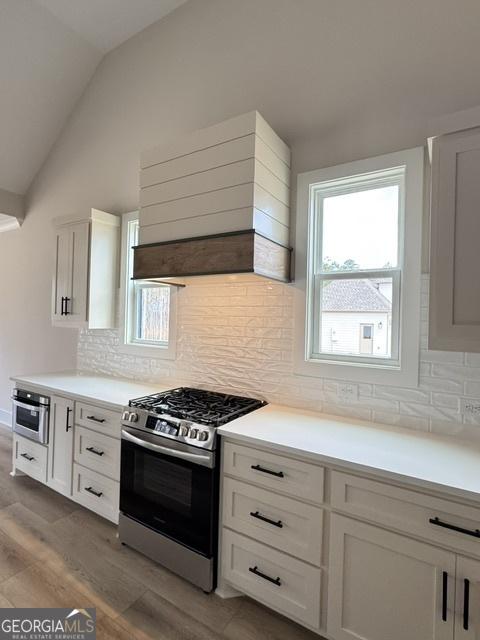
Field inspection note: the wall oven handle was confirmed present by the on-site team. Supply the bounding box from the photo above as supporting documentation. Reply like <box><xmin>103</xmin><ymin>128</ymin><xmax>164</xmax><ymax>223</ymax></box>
<box><xmin>11</xmin><ymin>399</ymin><xmax>43</xmax><ymax>414</ymax></box>
<box><xmin>121</xmin><ymin>428</ymin><xmax>214</xmax><ymax>468</ymax></box>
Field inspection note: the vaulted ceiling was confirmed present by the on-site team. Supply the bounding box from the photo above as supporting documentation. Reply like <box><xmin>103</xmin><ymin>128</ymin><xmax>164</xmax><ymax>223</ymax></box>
<box><xmin>0</xmin><ymin>0</ymin><xmax>186</xmax><ymax>207</ymax></box>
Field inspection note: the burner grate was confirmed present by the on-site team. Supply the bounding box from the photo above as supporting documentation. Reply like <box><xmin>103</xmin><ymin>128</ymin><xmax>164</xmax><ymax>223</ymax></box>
<box><xmin>129</xmin><ymin>387</ymin><xmax>265</xmax><ymax>426</ymax></box>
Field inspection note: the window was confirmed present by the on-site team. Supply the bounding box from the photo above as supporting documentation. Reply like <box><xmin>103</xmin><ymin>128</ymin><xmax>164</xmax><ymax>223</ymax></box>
<box><xmin>295</xmin><ymin>148</ymin><xmax>424</xmax><ymax>386</ymax></box>
<box><xmin>120</xmin><ymin>212</ymin><xmax>176</xmax><ymax>358</ymax></box>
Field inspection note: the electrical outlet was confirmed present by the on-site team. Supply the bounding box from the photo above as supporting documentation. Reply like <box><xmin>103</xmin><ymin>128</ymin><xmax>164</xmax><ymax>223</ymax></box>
<box><xmin>461</xmin><ymin>398</ymin><xmax>480</xmax><ymax>416</ymax></box>
<box><xmin>338</xmin><ymin>383</ymin><xmax>359</xmax><ymax>403</ymax></box>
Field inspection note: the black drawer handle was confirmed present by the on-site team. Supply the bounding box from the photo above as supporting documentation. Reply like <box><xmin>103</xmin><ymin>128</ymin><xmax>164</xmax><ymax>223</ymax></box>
<box><xmin>86</xmin><ymin>446</ymin><xmax>104</xmax><ymax>457</ymax></box>
<box><xmin>464</xmin><ymin>578</ymin><xmax>470</xmax><ymax>630</ymax></box>
<box><xmin>249</xmin><ymin>565</ymin><xmax>281</xmax><ymax>587</ymax></box>
<box><xmin>85</xmin><ymin>486</ymin><xmax>103</xmax><ymax>498</ymax></box>
<box><xmin>442</xmin><ymin>571</ymin><xmax>448</xmax><ymax>621</ymax></box>
<box><xmin>250</xmin><ymin>511</ymin><xmax>283</xmax><ymax>528</ymax></box>
<box><xmin>86</xmin><ymin>415</ymin><xmax>106</xmax><ymax>424</ymax></box>
<box><xmin>20</xmin><ymin>453</ymin><xmax>34</xmax><ymax>462</ymax></box>
<box><xmin>251</xmin><ymin>464</ymin><xmax>284</xmax><ymax>478</ymax></box>
<box><xmin>429</xmin><ymin>516</ymin><xmax>480</xmax><ymax>538</ymax></box>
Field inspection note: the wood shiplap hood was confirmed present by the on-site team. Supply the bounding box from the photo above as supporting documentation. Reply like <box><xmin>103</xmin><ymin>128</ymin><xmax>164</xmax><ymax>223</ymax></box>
<box><xmin>134</xmin><ymin>111</ymin><xmax>292</xmax><ymax>283</ymax></box>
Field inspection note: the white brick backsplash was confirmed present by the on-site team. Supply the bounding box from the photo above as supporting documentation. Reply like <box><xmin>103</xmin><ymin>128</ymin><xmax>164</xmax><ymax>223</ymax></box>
<box><xmin>77</xmin><ymin>274</ymin><xmax>480</xmax><ymax>440</ymax></box>
<box><xmin>465</xmin><ymin>381</ymin><xmax>480</xmax><ymax>397</ymax></box>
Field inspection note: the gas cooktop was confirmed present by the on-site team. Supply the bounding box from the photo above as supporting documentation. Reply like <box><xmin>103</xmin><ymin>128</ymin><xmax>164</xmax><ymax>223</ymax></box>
<box><xmin>128</xmin><ymin>387</ymin><xmax>266</xmax><ymax>427</ymax></box>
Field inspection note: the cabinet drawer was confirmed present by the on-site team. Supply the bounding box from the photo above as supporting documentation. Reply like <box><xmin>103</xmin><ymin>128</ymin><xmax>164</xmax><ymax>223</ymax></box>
<box><xmin>223</xmin><ymin>477</ymin><xmax>323</xmax><ymax>565</ymax></box>
<box><xmin>331</xmin><ymin>471</ymin><xmax>480</xmax><ymax>557</ymax></box>
<box><xmin>223</xmin><ymin>442</ymin><xmax>324</xmax><ymax>504</ymax></box>
<box><xmin>74</xmin><ymin>426</ymin><xmax>120</xmax><ymax>480</ymax></box>
<box><xmin>222</xmin><ymin>529</ymin><xmax>321</xmax><ymax>628</ymax></box>
<box><xmin>72</xmin><ymin>463</ymin><xmax>119</xmax><ymax>523</ymax></box>
<box><xmin>14</xmin><ymin>435</ymin><xmax>48</xmax><ymax>483</ymax></box>
<box><xmin>75</xmin><ymin>402</ymin><xmax>121</xmax><ymax>438</ymax></box>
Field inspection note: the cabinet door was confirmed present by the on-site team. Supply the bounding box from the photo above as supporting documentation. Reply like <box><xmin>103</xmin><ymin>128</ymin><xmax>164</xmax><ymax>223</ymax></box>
<box><xmin>52</xmin><ymin>226</ymin><xmax>71</xmax><ymax>323</ymax></box>
<box><xmin>65</xmin><ymin>222</ymin><xmax>89</xmax><ymax>325</ymax></box>
<box><xmin>328</xmin><ymin>514</ymin><xmax>455</xmax><ymax>640</ymax></box>
<box><xmin>455</xmin><ymin>556</ymin><xmax>480</xmax><ymax>640</ymax></box>
<box><xmin>47</xmin><ymin>396</ymin><xmax>74</xmax><ymax>496</ymax></box>
<box><xmin>430</xmin><ymin>127</ymin><xmax>480</xmax><ymax>352</ymax></box>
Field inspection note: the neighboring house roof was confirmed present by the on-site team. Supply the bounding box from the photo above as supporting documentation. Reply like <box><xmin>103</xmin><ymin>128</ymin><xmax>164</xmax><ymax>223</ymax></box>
<box><xmin>322</xmin><ymin>279</ymin><xmax>391</xmax><ymax>312</ymax></box>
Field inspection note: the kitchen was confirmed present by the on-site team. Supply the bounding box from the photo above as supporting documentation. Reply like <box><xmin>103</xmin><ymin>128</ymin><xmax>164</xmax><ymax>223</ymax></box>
<box><xmin>1</xmin><ymin>1</ymin><xmax>480</xmax><ymax>639</ymax></box>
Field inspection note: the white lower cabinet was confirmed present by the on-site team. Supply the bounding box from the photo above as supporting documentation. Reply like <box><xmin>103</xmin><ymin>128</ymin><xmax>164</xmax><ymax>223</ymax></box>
<box><xmin>47</xmin><ymin>395</ymin><xmax>74</xmax><ymax>496</ymax></box>
<box><xmin>328</xmin><ymin>514</ymin><xmax>460</xmax><ymax>640</ymax></box>
<box><xmin>72</xmin><ymin>463</ymin><xmax>119</xmax><ymax>523</ymax></box>
<box><xmin>222</xmin><ymin>528</ymin><xmax>321</xmax><ymax>628</ymax></box>
<box><xmin>455</xmin><ymin>556</ymin><xmax>480</xmax><ymax>640</ymax></box>
<box><xmin>13</xmin><ymin>434</ymin><xmax>48</xmax><ymax>483</ymax></box>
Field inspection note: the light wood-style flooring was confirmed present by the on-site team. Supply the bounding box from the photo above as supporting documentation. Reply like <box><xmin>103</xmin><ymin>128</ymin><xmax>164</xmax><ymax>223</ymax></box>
<box><xmin>0</xmin><ymin>430</ymin><xmax>321</xmax><ymax>639</ymax></box>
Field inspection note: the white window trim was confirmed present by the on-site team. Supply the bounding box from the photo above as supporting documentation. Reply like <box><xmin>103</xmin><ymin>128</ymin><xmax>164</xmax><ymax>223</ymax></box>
<box><xmin>117</xmin><ymin>211</ymin><xmax>177</xmax><ymax>360</ymax></box>
<box><xmin>294</xmin><ymin>147</ymin><xmax>424</xmax><ymax>387</ymax></box>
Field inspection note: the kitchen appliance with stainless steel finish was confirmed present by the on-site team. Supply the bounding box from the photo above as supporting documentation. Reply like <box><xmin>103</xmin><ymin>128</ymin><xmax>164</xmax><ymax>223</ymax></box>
<box><xmin>119</xmin><ymin>387</ymin><xmax>266</xmax><ymax>592</ymax></box>
<box><xmin>12</xmin><ymin>388</ymin><xmax>50</xmax><ymax>444</ymax></box>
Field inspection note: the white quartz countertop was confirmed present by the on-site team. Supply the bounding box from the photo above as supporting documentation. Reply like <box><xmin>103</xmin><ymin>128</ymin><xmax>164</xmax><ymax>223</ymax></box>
<box><xmin>11</xmin><ymin>371</ymin><xmax>174</xmax><ymax>411</ymax></box>
<box><xmin>218</xmin><ymin>404</ymin><xmax>480</xmax><ymax>503</ymax></box>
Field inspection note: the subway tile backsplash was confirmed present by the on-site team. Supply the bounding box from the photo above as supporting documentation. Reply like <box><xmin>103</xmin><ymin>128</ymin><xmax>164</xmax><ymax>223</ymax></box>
<box><xmin>77</xmin><ymin>275</ymin><xmax>480</xmax><ymax>440</ymax></box>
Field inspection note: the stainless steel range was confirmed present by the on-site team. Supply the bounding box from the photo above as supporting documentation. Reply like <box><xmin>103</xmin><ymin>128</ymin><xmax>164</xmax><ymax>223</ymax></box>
<box><xmin>119</xmin><ymin>387</ymin><xmax>266</xmax><ymax>592</ymax></box>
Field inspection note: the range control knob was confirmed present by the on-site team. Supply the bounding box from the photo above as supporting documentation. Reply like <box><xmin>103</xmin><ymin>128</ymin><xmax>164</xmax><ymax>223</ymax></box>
<box><xmin>179</xmin><ymin>425</ymin><xmax>189</xmax><ymax>437</ymax></box>
<box><xmin>189</xmin><ymin>428</ymin><xmax>198</xmax><ymax>439</ymax></box>
<box><xmin>128</xmin><ymin>412</ymin><xmax>139</xmax><ymax>423</ymax></box>
<box><xmin>198</xmin><ymin>431</ymin><xmax>209</xmax><ymax>442</ymax></box>
<box><xmin>121</xmin><ymin>410</ymin><xmax>130</xmax><ymax>421</ymax></box>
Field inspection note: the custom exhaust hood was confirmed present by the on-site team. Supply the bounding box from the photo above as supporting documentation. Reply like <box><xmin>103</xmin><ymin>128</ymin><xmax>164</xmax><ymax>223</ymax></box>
<box><xmin>133</xmin><ymin>111</ymin><xmax>292</xmax><ymax>283</ymax></box>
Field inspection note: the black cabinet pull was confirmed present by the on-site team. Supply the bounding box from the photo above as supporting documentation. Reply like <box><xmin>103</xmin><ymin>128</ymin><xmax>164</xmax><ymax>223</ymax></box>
<box><xmin>250</xmin><ymin>511</ymin><xmax>283</xmax><ymax>528</ymax></box>
<box><xmin>66</xmin><ymin>406</ymin><xmax>72</xmax><ymax>432</ymax></box>
<box><xmin>60</xmin><ymin>296</ymin><xmax>65</xmax><ymax>316</ymax></box>
<box><xmin>86</xmin><ymin>415</ymin><xmax>106</xmax><ymax>424</ymax></box>
<box><xmin>20</xmin><ymin>453</ymin><xmax>34</xmax><ymax>461</ymax></box>
<box><xmin>429</xmin><ymin>516</ymin><xmax>480</xmax><ymax>538</ymax></box>
<box><xmin>85</xmin><ymin>486</ymin><xmax>103</xmax><ymax>498</ymax></box>
<box><xmin>251</xmin><ymin>464</ymin><xmax>284</xmax><ymax>478</ymax></box>
<box><xmin>64</xmin><ymin>297</ymin><xmax>70</xmax><ymax>316</ymax></box>
<box><xmin>463</xmin><ymin>578</ymin><xmax>470</xmax><ymax>630</ymax></box>
<box><xmin>442</xmin><ymin>571</ymin><xmax>448</xmax><ymax>622</ymax></box>
<box><xmin>249</xmin><ymin>565</ymin><xmax>281</xmax><ymax>586</ymax></box>
<box><xmin>86</xmin><ymin>446</ymin><xmax>104</xmax><ymax>457</ymax></box>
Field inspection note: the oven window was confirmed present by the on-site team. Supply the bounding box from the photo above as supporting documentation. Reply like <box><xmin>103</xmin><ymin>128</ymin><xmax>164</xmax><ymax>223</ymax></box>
<box><xmin>137</xmin><ymin>453</ymin><xmax>192</xmax><ymax>516</ymax></box>
<box><xmin>16</xmin><ymin>406</ymin><xmax>39</xmax><ymax>432</ymax></box>
<box><xmin>120</xmin><ymin>439</ymin><xmax>217</xmax><ymax>557</ymax></box>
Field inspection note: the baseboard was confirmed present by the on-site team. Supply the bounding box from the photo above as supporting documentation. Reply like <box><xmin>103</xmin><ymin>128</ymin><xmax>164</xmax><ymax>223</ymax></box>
<box><xmin>0</xmin><ymin>408</ymin><xmax>11</xmax><ymax>430</ymax></box>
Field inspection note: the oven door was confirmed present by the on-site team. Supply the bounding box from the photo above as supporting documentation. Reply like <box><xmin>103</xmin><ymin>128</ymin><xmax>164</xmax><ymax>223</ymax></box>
<box><xmin>120</xmin><ymin>427</ymin><xmax>217</xmax><ymax>558</ymax></box>
<box><xmin>12</xmin><ymin>399</ymin><xmax>49</xmax><ymax>443</ymax></box>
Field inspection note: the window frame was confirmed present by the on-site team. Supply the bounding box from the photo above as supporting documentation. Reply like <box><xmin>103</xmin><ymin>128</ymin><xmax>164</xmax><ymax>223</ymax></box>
<box><xmin>294</xmin><ymin>147</ymin><xmax>424</xmax><ymax>387</ymax></box>
<box><xmin>118</xmin><ymin>211</ymin><xmax>177</xmax><ymax>360</ymax></box>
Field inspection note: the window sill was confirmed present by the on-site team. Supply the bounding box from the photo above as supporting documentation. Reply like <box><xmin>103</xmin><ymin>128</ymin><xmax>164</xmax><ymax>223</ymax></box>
<box><xmin>116</xmin><ymin>342</ymin><xmax>176</xmax><ymax>360</ymax></box>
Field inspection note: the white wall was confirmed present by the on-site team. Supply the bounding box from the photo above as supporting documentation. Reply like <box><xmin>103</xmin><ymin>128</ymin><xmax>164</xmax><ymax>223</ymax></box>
<box><xmin>3</xmin><ymin>0</ymin><xmax>480</xmax><ymax>431</ymax></box>
<box><xmin>321</xmin><ymin>312</ymin><xmax>390</xmax><ymax>357</ymax></box>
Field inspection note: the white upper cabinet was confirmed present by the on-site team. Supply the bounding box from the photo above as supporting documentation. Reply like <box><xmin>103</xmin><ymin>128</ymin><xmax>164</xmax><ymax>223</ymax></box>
<box><xmin>429</xmin><ymin>111</ymin><xmax>480</xmax><ymax>352</ymax></box>
<box><xmin>52</xmin><ymin>209</ymin><xmax>119</xmax><ymax>329</ymax></box>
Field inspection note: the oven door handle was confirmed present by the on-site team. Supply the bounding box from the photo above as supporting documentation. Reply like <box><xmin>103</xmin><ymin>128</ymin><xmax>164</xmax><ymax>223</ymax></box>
<box><xmin>11</xmin><ymin>399</ymin><xmax>48</xmax><ymax>414</ymax></box>
<box><xmin>121</xmin><ymin>428</ymin><xmax>215</xmax><ymax>469</ymax></box>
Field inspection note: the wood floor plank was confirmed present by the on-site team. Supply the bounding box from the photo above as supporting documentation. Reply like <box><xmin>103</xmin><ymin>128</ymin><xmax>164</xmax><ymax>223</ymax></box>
<box><xmin>65</xmin><ymin>508</ymin><xmax>243</xmax><ymax>632</ymax></box>
<box><xmin>223</xmin><ymin>598</ymin><xmax>322</xmax><ymax>640</ymax></box>
<box><xmin>0</xmin><ymin>528</ymin><xmax>36</xmax><ymax>582</ymax></box>
<box><xmin>0</xmin><ymin>562</ymin><xmax>99</xmax><ymax>611</ymax></box>
<box><xmin>120</xmin><ymin>589</ymin><xmax>226</xmax><ymax>640</ymax></box>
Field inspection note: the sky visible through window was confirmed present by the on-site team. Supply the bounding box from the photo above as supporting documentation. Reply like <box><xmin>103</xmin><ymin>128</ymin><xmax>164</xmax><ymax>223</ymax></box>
<box><xmin>321</xmin><ymin>185</ymin><xmax>399</xmax><ymax>271</ymax></box>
